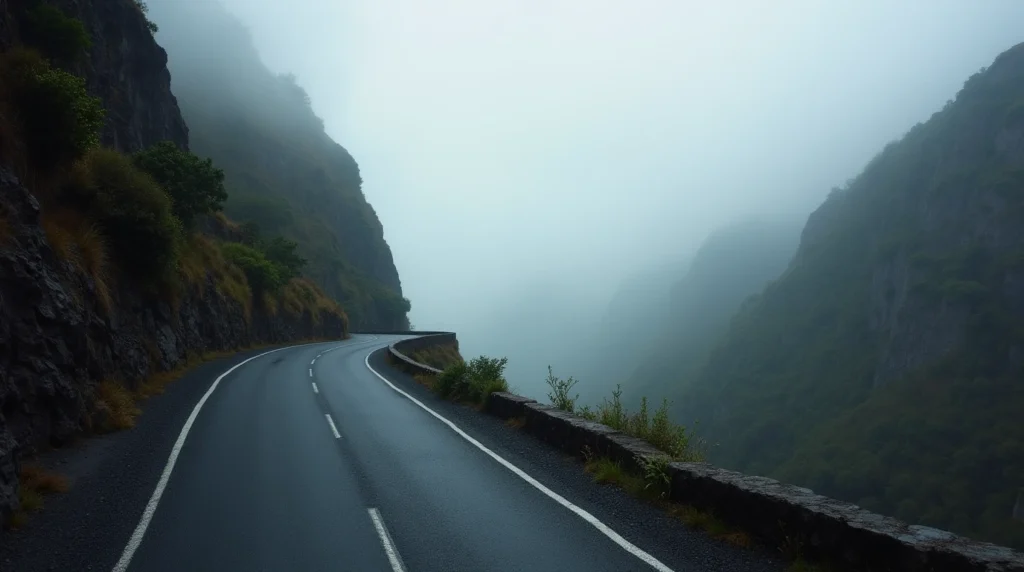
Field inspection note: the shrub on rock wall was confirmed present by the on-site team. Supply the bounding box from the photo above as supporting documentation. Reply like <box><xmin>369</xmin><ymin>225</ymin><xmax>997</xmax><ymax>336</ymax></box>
<box><xmin>21</xmin><ymin>3</ymin><xmax>92</xmax><ymax>68</ymax></box>
<box><xmin>220</xmin><ymin>241</ymin><xmax>285</xmax><ymax>296</ymax></box>
<box><xmin>0</xmin><ymin>48</ymin><xmax>104</xmax><ymax>170</ymax></box>
<box><xmin>66</xmin><ymin>148</ymin><xmax>183</xmax><ymax>285</ymax></box>
<box><xmin>132</xmin><ymin>141</ymin><xmax>227</xmax><ymax>228</ymax></box>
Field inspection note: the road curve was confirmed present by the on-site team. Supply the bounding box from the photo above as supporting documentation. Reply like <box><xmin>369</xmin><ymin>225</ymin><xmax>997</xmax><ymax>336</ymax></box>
<box><xmin>111</xmin><ymin>335</ymin><xmax>784</xmax><ymax>572</ymax></box>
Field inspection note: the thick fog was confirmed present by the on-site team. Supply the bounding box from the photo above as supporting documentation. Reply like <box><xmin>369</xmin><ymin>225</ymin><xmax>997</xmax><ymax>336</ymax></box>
<box><xmin>154</xmin><ymin>1</ymin><xmax>1024</xmax><ymax>398</ymax></box>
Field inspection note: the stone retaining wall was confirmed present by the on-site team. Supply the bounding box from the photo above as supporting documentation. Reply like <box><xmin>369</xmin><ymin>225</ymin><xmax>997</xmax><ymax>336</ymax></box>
<box><xmin>387</xmin><ymin>334</ymin><xmax>1024</xmax><ymax>572</ymax></box>
<box><xmin>386</xmin><ymin>333</ymin><xmax>455</xmax><ymax>375</ymax></box>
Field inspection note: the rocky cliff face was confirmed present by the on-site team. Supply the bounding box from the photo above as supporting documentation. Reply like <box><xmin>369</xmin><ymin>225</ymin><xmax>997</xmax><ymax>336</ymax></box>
<box><xmin>0</xmin><ymin>166</ymin><xmax>345</xmax><ymax>524</ymax></box>
<box><xmin>145</xmin><ymin>0</ymin><xmax>410</xmax><ymax>330</ymax></box>
<box><xmin>4</xmin><ymin>0</ymin><xmax>189</xmax><ymax>151</ymax></box>
<box><xmin>0</xmin><ymin>0</ymin><xmax>348</xmax><ymax>525</ymax></box>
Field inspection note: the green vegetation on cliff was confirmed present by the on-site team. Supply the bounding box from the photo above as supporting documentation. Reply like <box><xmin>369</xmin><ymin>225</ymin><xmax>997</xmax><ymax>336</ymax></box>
<box><xmin>147</xmin><ymin>0</ymin><xmax>410</xmax><ymax>330</ymax></box>
<box><xmin>0</xmin><ymin>3</ymin><xmax>346</xmax><ymax>330</ymax></box>
<box><xmin>668</xmin><ymin>44</ymin><xmax>1024</xmax><ymax>548</ymax></box>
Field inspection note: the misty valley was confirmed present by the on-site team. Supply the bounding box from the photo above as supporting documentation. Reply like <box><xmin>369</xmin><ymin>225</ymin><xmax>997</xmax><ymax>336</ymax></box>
<box><xmin>1</xmin><ymin>0</ymin><xmax>1024</xmax><ymax>570</ymax></box>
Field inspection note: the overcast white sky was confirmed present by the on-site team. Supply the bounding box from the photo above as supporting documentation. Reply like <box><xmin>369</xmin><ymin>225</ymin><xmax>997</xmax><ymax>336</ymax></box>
<box><xmin>202</xmin><ymin>0</ymin><xmax>1024</xmax><ymax>392</ymax></box>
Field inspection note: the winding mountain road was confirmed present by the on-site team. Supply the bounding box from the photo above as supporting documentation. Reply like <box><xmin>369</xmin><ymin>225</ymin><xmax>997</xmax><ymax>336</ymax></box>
<box><xmin>0</xmin><ymin>335</ymin><xmax>784</xmax><ymax>572</ymax></box>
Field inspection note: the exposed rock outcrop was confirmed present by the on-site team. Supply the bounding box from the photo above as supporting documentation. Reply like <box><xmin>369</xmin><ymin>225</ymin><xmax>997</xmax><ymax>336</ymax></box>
<box><xmin>1</xmin><ymin>0</ymin><xmax>188</xmax><ymax>151</ymax></box>
<box><xmin>0</xmin><ymin>166</ymin><xmax>345</xmax><ymax>524</ymax></box>
<box><xmin>51</xmin><ymin>0</ymin><xmax>189</xmax><ymax>151</ymax></box>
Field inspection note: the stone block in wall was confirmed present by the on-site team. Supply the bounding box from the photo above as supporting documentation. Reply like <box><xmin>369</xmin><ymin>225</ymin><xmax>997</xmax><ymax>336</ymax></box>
<box><xmin>666</xmin><ymin>462</ymin><xmax>1024</xmax><ymax>572</ymax></box>
<box><xmin>485</xmin><ymin>392</ymin><xmax>536</xmax><ymax>419</ymax></box>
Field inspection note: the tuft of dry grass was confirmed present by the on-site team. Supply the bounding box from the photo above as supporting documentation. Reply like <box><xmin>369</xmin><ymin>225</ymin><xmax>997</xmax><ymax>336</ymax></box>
<box><xmin>137</xmin><ymin>348</ymin><xmax>241</xmax><ymax>399</ymax></box>
<box><xmin>40</xmin><ymin>209</ymin><xmax>113</xmax><ymax>313</ymax></box>
<box><xmin>279</xmin><ymin>277</ymin><xmax>345</xmax><ymax>325</ymax></box>
<box><xmin>18</xmin><ymin>487</ymin><xmax>43</xmax><ymax>512</ymax></box>
<box><xmin>11</xmin><ymin>463</ymin><xmax>70</xmax><ymax>523</ymax></box>
<box><xmin>666</xmin><ymin>504</ymin><xmax>751</xmax><ymax>548</ymax></box>
<box><xmin>95</xmin><ymin>380</ymin><xmax>141</xmax><ymax>431</ymax></box>
<box><xmin>410</xmin><ymin>343</ymin><xmax>464</xmax><ymax>370</ymax></box>
<box><xmin>42</xmin><ymin>211</ymin><xmax>75</xmax><ymax>261</ymax></box>
<box><xmin>213</xmin><ymin>211</ymin><xmax>241</xmax><ymax>233</ymax></box>
<box><xmin>412</xmin><ymin>372</ymin><xmax>436</xmax><ymax>389</ymax></box>
<box><xmin>585</xmin><ymin>457</ymin><xmax>644</xmax><ymax>493</ymax></box>
<box><xmin>505</xmin><ymin>416</ymin><xmax>526</xmax><ymax>429</ymax></box>
<box><xmin>137</xmin><ymin>356</ymin><xmax>196</xmax><ymax>399</ymax></box>
<box><xmin>74</xmin><ymin>223</ymin><xmax>112</xmax><ymax>312</ymax></box>
<box><xmin>20</xmin><ymin>464</ymin><xmax>69</xmax><ymax>494</ymax></box>
<box><xmin>220</xmin><ymin>263</ymin><xmax>253</xmax><ymax>323</ymax></box>
<box><xmin>178</xmin><ymin>234</ymin><xmax>254</xmax><ymax>323</ymax></box>
<box><xmin>262</xmin><ymin>291</ymin><xmax>278</xmax><ymax>316</ymax></box>
<box><xmin>177</xmin><ymin>236</ymin><xmax>209</xmax><ymax>295</ymax></box>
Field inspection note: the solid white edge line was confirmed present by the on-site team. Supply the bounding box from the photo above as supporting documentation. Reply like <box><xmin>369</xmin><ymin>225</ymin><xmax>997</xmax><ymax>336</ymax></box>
<box><xmin>363</xmin><ymin>352</ymin><xmax>675</xmax><ymax>572</ymax></box>
<box><xmin>325</xmin><ymin>413</ymin><xmax>341</xmax><ymax>439</ymax></box>
<box><xmin>312</xmin><ymin>382</ymin><xmax>319</xmax><ymax>394</ymax></box>
<box><xmin>368</xmin><ymin>508</ymin><xmax>407</xmax><ymax>572</ymax></box>
<box><xmin>111</xmin><ymin>343</ymin><xmax>314</xmax><ymax>572</ymax></box>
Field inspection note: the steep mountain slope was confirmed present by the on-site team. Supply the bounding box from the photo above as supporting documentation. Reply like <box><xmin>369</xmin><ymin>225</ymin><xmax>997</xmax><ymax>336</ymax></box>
<box><xmin>623</xmin><ymin>219</ymin><xmax>800</xmax><ymax>409</ymax></box>
<box><xmin>147</xmin><ymin>0</ymin><xmax>410</xmax><ymax>330</ymax></box>
<box><xmin>678</xmin><ymin>43</ymin><xmax>1024</xmax><ymax>548</ymax></box>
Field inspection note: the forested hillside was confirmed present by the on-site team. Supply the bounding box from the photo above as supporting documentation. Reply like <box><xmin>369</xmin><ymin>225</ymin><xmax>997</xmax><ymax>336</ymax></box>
<box><xmin>147</xmin><ymin>0</ymin><xmax>410</xmax><ymax>330</ymax></box>
<box><xmin>675</xmin><ymin>42</ymin><xmax>1024</xmax><ymax>549</ymax></box>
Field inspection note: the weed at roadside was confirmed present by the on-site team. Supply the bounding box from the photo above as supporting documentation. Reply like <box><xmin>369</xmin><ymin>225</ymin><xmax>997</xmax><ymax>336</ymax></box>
<box><xmin>137</xmin><ymin>349</ymin><xmax>237</xmax><ymax>398</ymax></box>
<box><xmin>545</xmin><ymin>366</ymin><xmax>580</xmax><ymax>413</ymax></box>
<box><xmin>546</xmin><ymin>371</ymin><xmax>707</xmax><ymax>462</ymax></box>
<box><xmin>9</xmin><ymin>464</ymin><xmax>71</xmax><ymax>526</ymax></box>
<box><xmin>95</xmin><ymin>379</ymin><xmax>140</xmax><ymax>431</ymax></box>
<box><xmin>433</xmin><ymin>355</ymin><xmax>509</xmax><ymax>406</ymax></box>
<box><xmin>20</xmin><ymin>464</ymin><xmax>69</xmax><ymax>494</ymax></box>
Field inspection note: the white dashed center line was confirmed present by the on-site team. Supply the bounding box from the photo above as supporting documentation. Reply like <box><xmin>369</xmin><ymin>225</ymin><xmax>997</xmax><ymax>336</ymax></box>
<box><xmin>368</xmin><ymin>508</ymin><xmax>407</xmax><ymax>572</ymax></box>
<box><xmin>311</xmin><ymin>382</ymin><xmax>319</xmax><ymax>394</ymax></box>
<box><xmin>324</xmin><ymin>413</ymin><xmax>341</xmax><ymax>439</ymax></box>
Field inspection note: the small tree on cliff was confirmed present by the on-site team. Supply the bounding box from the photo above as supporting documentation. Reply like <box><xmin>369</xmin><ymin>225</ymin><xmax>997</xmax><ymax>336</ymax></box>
<box><xmin>262</xmin><ymin>236</ymin><xmax>306</xmax><ymax>281</ymax></box>
<box><xmin>132</xmin><ymin>141</ymin><xmax>227</xmax><ymax>228</ymax></box>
